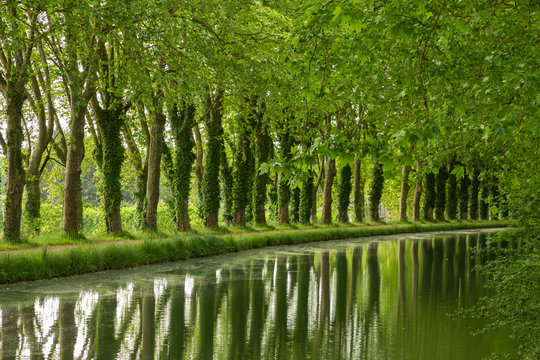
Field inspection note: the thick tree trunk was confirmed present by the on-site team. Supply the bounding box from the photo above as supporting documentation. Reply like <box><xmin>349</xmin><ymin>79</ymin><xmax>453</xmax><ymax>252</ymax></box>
<box><xmin>412</xmin><ymin>162</ymin><xmax>422</xmax><ymax>221</ymax></box>
<box><xmin>399</xmin><ymin>165</ymin><xmax>412</xmax><ymax>221</ymax></box>
<box><xmin>337</xmin><ymin>164</ymin><xmax>352</xmax><ymax>223</ymax></box>
<box><xmin>145</xmin><ymin>109</ymin><xmax>166</xmax><ymax>231</ymax></box>
<box><xmin>353</xmin><ymin>158</ymin><xmax>364</xmax><ymax>222</ymax></box>
<box><xmin>25</xmin><ymin>177</ymin><xmax>41</xmax><ymax>232</ymax></box>
<box><xmin>321</xmin><ymin>158</ymin><xmax>336</xmax><ymax>224</ymax></box>
<box><xmin>470</xmin><ymin>167</ymin><xmax>480</xmax><ymax>220</ymax></box>
<box><xmin>4</xmin><ymin>90</ymin><xmax>27</xmax><ymax>242</ymax></box>
<box><xmin>369</xmin><ymin>162</ymin><xmax>384</xmax><ymax>222</ymax></box>
<box><xmin>299</xmin><ymin>171</ymin><xmax>314</xmax><ymax>224</ymax></box>
<box><xmin>423</xmin><ymin>172</ymin><xmax>436</xmax><ymax>220</ymax></box>
<box><xmin>458</xmin><ymin>171</ymin><xmax>470</xmax><ymax>220</ymax></box>
<box><xmin>232</xmin><ymin>124</ymin><xmax>254</xmax><ymax>227</ymax></box>
<box><xmin>434</xmin><ymin>166</ymin><xmax>447</xmax><ymax>221</ymax></box>
<box><xmin>202</xmin><ymin>90</ymin><xmax>224</xmax><ymax>227</ymax></box>
<box><xmin>95</xmin><ymin>107</ymin><xmax>125</xmax><ymax>234</ymax></box>
<box><xmin>290</xmin><ymin>187</ymin><xmax>300</xmax><ymax>223</ymax></box>
<box><xmin>446</xmin><ymin>163</ymin><xmax>458</xmax><ymax>220</ymax></box>
<box><xmin>62</xmin><ymin>107</ymin><xmax>86</xmax><ymax>235</ymax></box>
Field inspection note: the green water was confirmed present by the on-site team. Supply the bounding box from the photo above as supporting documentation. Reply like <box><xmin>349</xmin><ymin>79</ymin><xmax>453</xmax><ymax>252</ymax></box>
<box><xmin>0</xmin><ymin>230</ymin><xmax>516</xmax><ymax>359</ymax></box>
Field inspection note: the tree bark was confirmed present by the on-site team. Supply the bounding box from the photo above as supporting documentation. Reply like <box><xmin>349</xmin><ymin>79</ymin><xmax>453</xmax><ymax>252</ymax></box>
<box><xmin>399</xmin><ymin>165</ymin><xmax>412</xmax><ymax>221</ymax></box>
<box><xmin>144</xmin><ymin>101</ymin><xmax>166</xmax><ymax>231</ymax></box>
<box><xmin>4</xmin><ymin>87</ymin><xmax>27</xmax><ymax>242</ymax></box>
<box><xmin>202</xmin><ymin>89</ymin><xmax>224</xmax><ymax>227</ymax></box>
<box><xmin>337</xmin><ymin>163</ymin><xmax>352</xmax><ymax>223</ymax></box>
<box><xmin>353</xmin><ymin>158</ymin><xmax>364</xmax><ymax>222</ymax></box>
<box><xmin>412</xmin><ymin>162</ymin><xmax>423</xmax><ymax>221</ymax></box>
<box><xmin>321</xmin><ymin>158</ymin><xmax>336</xmax><ymax>224</ymax></box>
<box><xmin>253</xmin><ymin>100</ymin><xmax>270</xmax><ymax>225</ymax></box>
<box><xmin>62</xmin><ymin>106</ymin><xmax>86</xmax><ymax>235</ymax></box>
<box><xmin>435</xmin><ymin>166</ymin><xmax>447</xmax><ymax>221</ymax></box>
<box><xmin>369</xmin><ymin>162</ymin><xmax>384</xmax><ymax>222</ymax></box>
<box><xmin>423</xmin><ymin>172</ymin><xmax>436</xmax><ymax>220</ymax></box>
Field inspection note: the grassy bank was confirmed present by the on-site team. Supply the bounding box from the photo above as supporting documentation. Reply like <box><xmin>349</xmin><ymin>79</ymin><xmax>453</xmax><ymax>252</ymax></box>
<box><xmin>0</xmin><ymin>221</ymin><xmax>507</xmax><ymax>285</ymax></box>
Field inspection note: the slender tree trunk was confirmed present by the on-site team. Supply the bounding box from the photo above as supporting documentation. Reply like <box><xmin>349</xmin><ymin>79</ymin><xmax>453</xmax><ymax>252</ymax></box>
<box><xmin>62</xmin><ymin>107</ymin><xmax>86</xmax><ymax>235</ymax></box>
<box><xmin>277</xmin><ymin>132</ymin><xmax>291</xmax><ymax>225</ymax></box>
<box><xmin>353</xmin><ymin>158</ymin><xmax>364</xmax><ymax>222</ymax></box>
<box><xmin>321</xmin><ymin>158</ymin><xmax>336</xmax><ymax>224</ymax></box>
<box><xmin>253</xmin><ymin>103</ymin><xmax>270</xmax><ymax>225</ymax></box>
<box><xmin>220</xmin><ymin>148</ymin><xmax>233</xmax><ymax>225</ymax></box>
<box><xmin>4</xmin><ymin>89</ymin><xmax>27</xmax><ymax>242</ymax></box>
<box><xmin>290</xmin><ymin>187</ymin><xmax>300</xmax><ymax>223</ymax></box>
<box><xmin>145</xmin><ymin>106</ymin><xmax>166</xmax><ymax>231</ymax></box>
<box><xmin>412</xmin><ymin>162</ymin><xmax>422</xmax><ymax>221</ymax></box>
<box><xmin>399</xmin><ymin>165</ymin><xmax>412</xmax><ymax>221</ymax></box>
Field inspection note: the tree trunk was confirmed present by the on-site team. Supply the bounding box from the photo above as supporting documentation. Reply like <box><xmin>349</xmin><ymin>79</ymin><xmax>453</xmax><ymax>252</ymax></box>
<box><xmin>337</xmin><ymin>164</ymin><xmax>352</xmax><ymax>223</ymax></box>
<box><xmin>470</xmin><ymin>167</ymin><xmax>480</xmax><ymax>220</ymax></box>
<box><xmin>435</xmin><ymin>166</ymin><xmax>447</xmax><ymax>221</ymax></box>
<box><xmin>62</xmin><ymin>107</ymin><xmax>86</xmax><ymax>235</ymax></box>
<box><xmin>232</xmin><ymin>118</ymin><xmax>254</xmax><ymax>227</ymax></box>
<box><xmin>399</xmin><ymin>165</ymin><xmax>412</xmax><ymax>221</ymax></box>
<box><xmin>412</xmin><ymin>162</ymin><xmax>422</xmax><ymax>221</ymax></box>
<box><xmin>423</xmin><ymin>172</ymin><xmax>436</xmax><ymax>220</ymax></box>
<box><xmin>299</xmin><ymin>171</ymin><xmax>314</xmax><ymax>224</ymax></box>
<box><xmin>369</xmin><ymin>162</ymin><xmax>384</xmax><ymax>222</ymax></box>
<box><xmin>353</xmin><ymin>158</ymin><xmax>364</xmax><ymax>222</ymax></box>
<box><xmin>202</xmin><ymin>90</ymin><xmax>224</xmax><ymax>227</ymax></box>
<box><xmin>277</xmin><ymin>130</ymin><xmax>291</xmax><ymax>225</ymax></box>
<box><xmin>94</xmin><ymin>107</ymin><xmax>125</xmax><ymax>234</ymax></box>
<box><xmin>145</xmin><ymin>108</ymin><xmax>166</xmax><ymax>231</ymax></box>
<box><xmin>321</xmin><ymin>158</ymin><xmax>336</xmax><ymax>224</ymax></box>
<box><xmin>458</xmin><ymin>171</ymin><xmax>470</xmax><ymax>220</ymax></box>
<box><xmin>446</xmin><ymin>163</ymin><xmax>457</xmax><ymax>220</ymax></box>
<box><xmin>480</xmin><ymin>181</ymin><xmax>489</xmax><ymax>220</ymax></box>
<box><xmin>290</xmin><ymin>187</ymin><xmax>300</xmax><ymax>223</ymax></box>
<box><xmin>253</xmin><ymin>103</ymin><xmax>270</xmax><ymax>225</ymax></box>
<box><xmin>4</xmin><ymin>89</ymin><xmax>27</xmax><ymax>242</ymax></box>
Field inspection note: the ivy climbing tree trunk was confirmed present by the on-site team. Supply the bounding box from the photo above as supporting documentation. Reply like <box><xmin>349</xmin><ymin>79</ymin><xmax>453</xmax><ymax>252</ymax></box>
<box><xmin>202</xmin><ymin>89</ymin><xmax>224</xmax><ymax>228</ymax></box>
<box><xmin>3</xmin><ymin>85</ymin><xmax>27</xmax><ymax>242</ymax></box>
<box><xmin>412</xmin><ymin>162</ymin><xmax>422</xmax><ymax>221</ymax></box>
<box><xmin>232</xmin><ymin>134</ymin><xmax>254</xmax><ymax>226</ymax></box>
<box><xmin>337</xmin><ymin>163</ymin><xmax>352</xmax><ymax>223</ymax></box>
<box><xmin>253</xmin><ymin>99</ymin><xmax>270</xmax><ymax>225</ymax></box>
<box><xmin>369</xmin><ymin>162</ymin><xmax>384</xmax><ymax>222</ymax></box>
<box><xmin>145</xmin><ymin>94</ymin><xmax>167</xmax><ymax>231</ymax></box>
<box><xmin>435</xmin><ymin>166</ymin><xmax>447</xmax><ymax>221</ymax></box>
<box><xmin>469</xmin><ymin>167</ymin><xmax>480</xmax><ymax>220</ymax></box>
<box><xmin>299</xmin><ymin>171</ymin><xmax>314</xmax><ymax>224</ymax></box>
<box><xmin>321</xmin><ymin>158</ymin><xmax>336</xmax><ymax>224</ymax></box>
<box><xmin>353</xmin><ymin>158</ymin><xmax>364</xmax><ymax>222</ymax></box>
<box><xmin>458</xmin><ymin>171</ymin><xmax>470</xmax><ymax>220</ymax></box>
<box><xmin>446</xmin><ymin>163</ymin><xmax>457</xmax><ymax>220</ymax></box>
<box><xmin>423</xmin><ymin>172</ymin><xmax>436</xmax><ymax>220</ymax></box>
<box><xmin>277</xmin><ymin>131</ymin><xmax>292</xmax><ymax>224</ymax></box>
<box><xmin>290</xmin><ymin>187</ymin><xmax>300</xmax><ymax>223</ymax></box>
<box><xmin>171</xmin><ymin>102</ymin><xmax>196</xmax><ymax>231</ymax></box>
<box><xmin>480</xmin><ymin>181</ymin><xmax>490</xmax><ymax>220</ymax></box>
<box><xmin>399</xmin><ymin>165</ymin><xmax>411</xmax><ymax>221</ymax></box>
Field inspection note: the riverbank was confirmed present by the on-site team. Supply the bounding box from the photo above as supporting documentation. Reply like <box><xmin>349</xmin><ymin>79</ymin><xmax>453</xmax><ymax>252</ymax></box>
<box><xmin>0</xmin><ymin>221</ymin><xmax>507</xmax><ymax>284</ymax></box>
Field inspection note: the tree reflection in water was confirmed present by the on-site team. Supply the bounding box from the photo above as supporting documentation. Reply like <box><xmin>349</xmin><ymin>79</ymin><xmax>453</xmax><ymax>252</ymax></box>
<box><xmin>0</xmin><ymin>232</ymin><xmax>516</xmax><ymax>359</ymax></box>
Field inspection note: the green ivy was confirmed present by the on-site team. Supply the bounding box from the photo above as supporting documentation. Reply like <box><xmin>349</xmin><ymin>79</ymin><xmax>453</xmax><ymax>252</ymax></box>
<box><xmin>337</xmin><ymin>163</ymin><xmax>352</xmax><ymax>223</ymax></box>
<box><xmin>369</xmin><ymin>163</ymin><xmax>384</xmax><ymax>222</ymax></box>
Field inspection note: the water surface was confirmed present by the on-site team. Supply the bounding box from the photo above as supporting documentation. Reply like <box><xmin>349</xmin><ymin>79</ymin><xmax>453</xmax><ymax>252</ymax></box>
<box><xmin>0</xmin><ymin>230</ymin><xmax>515</xmax><ymax>359</ymax></box>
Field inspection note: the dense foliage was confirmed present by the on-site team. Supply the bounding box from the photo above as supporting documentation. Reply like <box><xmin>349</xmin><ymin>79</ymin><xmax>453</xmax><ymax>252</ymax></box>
<box><xmin>0</xmin><ymin>1</ymin><xmax>538</xmax><ymax>356</ymax></box>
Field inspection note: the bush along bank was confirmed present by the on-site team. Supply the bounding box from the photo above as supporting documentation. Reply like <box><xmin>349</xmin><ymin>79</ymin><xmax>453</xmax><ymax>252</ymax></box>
<box><xmin>0</xmin><ymin>221</ymin><xmax>507</xmax><ymax>285</ymax></box>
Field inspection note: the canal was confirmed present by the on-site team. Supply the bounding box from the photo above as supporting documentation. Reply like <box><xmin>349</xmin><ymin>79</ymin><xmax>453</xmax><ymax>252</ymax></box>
<box><xmin>0</xmin><ymin>229</ymin><xmax>515</xmax><ymax>359</ymax></box>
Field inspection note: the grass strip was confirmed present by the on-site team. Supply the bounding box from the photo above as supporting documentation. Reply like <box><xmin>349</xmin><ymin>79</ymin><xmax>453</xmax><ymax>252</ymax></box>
<box><xmin>0</xmin><ymin>221</ymin><xmax>507</xmax><ymax>285</ymax></box>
